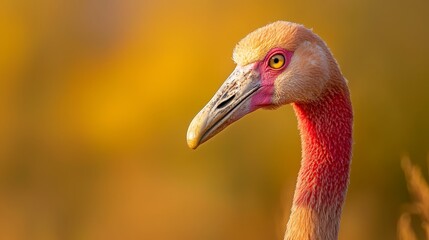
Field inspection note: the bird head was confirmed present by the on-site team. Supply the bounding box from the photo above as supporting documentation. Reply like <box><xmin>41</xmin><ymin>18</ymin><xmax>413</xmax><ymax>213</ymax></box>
<box><xmin>187</xmin><ymin>21</ymin><xmax>340</xmax><ymax>149</ymax></box>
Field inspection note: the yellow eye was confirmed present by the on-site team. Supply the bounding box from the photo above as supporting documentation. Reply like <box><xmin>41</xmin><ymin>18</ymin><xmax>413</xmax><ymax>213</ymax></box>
<box><xmin>269</xmin><ymin>54</ymin><xmax>285</xmax><ymax>69</ymax></box>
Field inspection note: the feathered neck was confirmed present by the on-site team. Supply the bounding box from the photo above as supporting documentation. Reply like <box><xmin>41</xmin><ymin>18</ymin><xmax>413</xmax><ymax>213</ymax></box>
<box><xmin>284</xmin><ymin>83</ymin><xmax>353</xmax><ymax>240</ymax></box>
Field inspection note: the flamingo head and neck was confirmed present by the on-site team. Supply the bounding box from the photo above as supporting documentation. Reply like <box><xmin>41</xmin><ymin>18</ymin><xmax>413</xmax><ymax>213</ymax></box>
<box><xmin>187</xmin><ymin>21</ymin><xmax>353</xmax><ymax>240</ymax></box>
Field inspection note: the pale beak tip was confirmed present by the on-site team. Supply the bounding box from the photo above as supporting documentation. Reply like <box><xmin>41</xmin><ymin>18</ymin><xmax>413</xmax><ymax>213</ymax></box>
<box><xmin>187</xmin><ymin>141</ymin><xmax>199</xmax><ymax>150</ymax></box>
<box><xmin>187</xmin><ymin>124</ymin><xmax>201</xmax><ymax>149</ymax></box>
<box><xmin>187</xmin><ymin>111</ymin><xmax>208</xmax><ymax>150</ymax></box>
<box><xmin>187</xmin><ymin>133</ymin><xmax>199</xmax><ymax>149</ymax></box>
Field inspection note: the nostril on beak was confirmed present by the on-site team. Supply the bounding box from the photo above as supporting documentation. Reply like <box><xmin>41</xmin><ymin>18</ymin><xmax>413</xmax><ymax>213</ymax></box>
<box><xmin>217</xmin><ymin>94</ymin><xmax>235</xmax><ymax>109</ymax></box>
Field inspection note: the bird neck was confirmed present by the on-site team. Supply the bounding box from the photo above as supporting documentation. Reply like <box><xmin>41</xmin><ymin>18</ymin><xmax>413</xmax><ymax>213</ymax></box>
<box><xmin>285</xmin><ymin>84</ymin><xmax>353</xmax><ymax>240</ymax></box>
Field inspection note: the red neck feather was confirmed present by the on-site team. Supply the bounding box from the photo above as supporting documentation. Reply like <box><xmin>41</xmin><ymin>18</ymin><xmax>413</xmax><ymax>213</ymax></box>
<box><xmin>286</xmin><ymin>85</ymin><xmax>353</xmax><ymax>240</ymax></box>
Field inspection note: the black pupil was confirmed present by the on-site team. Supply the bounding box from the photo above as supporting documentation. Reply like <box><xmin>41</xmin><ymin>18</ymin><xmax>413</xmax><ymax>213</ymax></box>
<box><xmin>273</xmin><ymin>57</ymin><xmax>279</xmax><ymax>64</ymax></box>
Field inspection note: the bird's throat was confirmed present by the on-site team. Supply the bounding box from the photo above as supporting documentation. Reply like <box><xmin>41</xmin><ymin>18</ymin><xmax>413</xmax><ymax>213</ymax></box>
<box><xmin>285</xmin><ymin>85</ymin><xmax>353</xmax><ymax>240</ymax></box>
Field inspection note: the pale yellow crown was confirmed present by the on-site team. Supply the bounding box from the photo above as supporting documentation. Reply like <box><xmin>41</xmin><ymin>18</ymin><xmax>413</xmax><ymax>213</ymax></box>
<box><xmin>232</xmin><ymin>21</ymin><xmax>317</xmax><ymax>66</ymax></box>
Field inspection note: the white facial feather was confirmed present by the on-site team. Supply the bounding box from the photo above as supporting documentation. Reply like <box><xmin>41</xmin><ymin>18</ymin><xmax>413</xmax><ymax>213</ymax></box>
<box><xmin>273</xmin><ymin>41</ymin><xmax>330</xmax><ymax>104</ymax></box>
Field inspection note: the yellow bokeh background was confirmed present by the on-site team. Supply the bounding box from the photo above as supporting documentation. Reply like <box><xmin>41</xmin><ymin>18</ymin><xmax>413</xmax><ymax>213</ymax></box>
<box><xmin>1</xmin><ymin>0</ymin><xmax>429</xmax><ymax>239</ymax></box>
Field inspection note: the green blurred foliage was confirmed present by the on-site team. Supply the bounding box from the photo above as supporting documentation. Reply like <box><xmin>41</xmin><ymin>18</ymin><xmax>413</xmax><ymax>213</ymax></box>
<box><xmin>0</xmin><ymin>0</ymin><xmax>428</xmax><ymax>239</ymax></box>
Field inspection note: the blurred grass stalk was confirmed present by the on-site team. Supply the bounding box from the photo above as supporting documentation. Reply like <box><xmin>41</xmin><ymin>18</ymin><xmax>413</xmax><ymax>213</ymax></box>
<box><xmin>398</xmin><ymin>156</ymin><xmax>429</xmax><ymax>240</ymax></box>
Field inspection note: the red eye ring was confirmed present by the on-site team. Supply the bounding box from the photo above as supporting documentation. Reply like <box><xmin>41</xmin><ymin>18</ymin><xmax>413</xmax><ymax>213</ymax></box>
<box><xmin>264</xmin><ymin>48</ymin><xmax>293</xmax><ymax>71</ymax></box>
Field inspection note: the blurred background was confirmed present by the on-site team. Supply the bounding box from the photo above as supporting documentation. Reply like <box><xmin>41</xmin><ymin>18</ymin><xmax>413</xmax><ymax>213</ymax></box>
<box><xmin>1</xmin><ymin>0</ymin><xmax>428</xmax><ymax>239</ymax></box>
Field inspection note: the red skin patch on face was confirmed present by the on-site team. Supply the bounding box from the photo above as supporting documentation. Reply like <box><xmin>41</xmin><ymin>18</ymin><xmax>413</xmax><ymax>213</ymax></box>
<box><xmin>250</xmin><ymin>48</ymin><xmax>294</xmax><ymax>110</ymax></box>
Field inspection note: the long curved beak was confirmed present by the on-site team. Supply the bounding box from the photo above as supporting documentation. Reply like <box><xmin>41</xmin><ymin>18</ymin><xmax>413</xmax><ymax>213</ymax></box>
<box><xmin>187</xmin><ymin>64</ymin><xmax>260</xmax><ymax>149</ymax></box>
